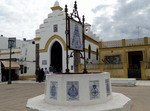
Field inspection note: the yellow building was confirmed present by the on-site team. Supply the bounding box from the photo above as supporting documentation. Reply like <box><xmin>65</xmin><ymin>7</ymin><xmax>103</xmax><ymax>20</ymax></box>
<box><xmin>98</xmin><ymin>37</ymin><xmax>150</xmax><ymax>80</ymax></box>
<box><xmin>79</xmin><ymin>37</ymin><xmax>150</xmax><ymax>80</ymax></box>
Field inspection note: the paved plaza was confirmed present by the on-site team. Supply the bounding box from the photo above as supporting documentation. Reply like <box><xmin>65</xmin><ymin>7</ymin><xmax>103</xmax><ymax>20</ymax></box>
<box><xmin>0</xmin><ymin>80</ymin><xmax>150</xmax><ymax>111</ymax></box>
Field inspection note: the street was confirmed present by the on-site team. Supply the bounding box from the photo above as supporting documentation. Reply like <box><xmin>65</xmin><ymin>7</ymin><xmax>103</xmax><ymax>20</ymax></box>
<box><xmin>0</xmin><ymin>82</ymin><xmax>150</xmax><ymax>111</ymax></box>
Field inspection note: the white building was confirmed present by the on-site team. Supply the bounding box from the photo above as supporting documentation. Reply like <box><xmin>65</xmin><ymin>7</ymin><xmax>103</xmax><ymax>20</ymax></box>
<box><xmin>0</xmin><ymin>35</ymin><xmax>35</xmax><ymax>82</ymax></box>
<box><xmin>0</xmin><ymin>1</ymin><xmax>100</xmax><ymax>82</ymax></box>
<box><xmin>34</xmin><ymin>1</ymin><xmax>100</xmax><ymax>73</ymax></box>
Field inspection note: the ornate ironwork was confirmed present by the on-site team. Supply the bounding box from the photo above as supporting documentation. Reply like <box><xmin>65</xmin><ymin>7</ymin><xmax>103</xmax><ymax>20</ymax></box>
<box><xmin>82</xmin><ymin>15</ymin><xmax>87</xmax><ymax>73</ymax></box>
<box><xmin>69</xmin><ymin>50</ymin><xmax>84</xmax><ymax>59</ymax></box>
<box><xmin>70</xmin><ymin>1</ymin><xmax>81</xmax><ymax>23</ymax></box>
<box><xmin>65</xmin><ymin>1</ymin><xmax>87</xmax><ymax>73</ymax></box>
<box><xmin>65</xmin><ymin>5</ymin><xmax>70</xmax><ymax>73</ymax></box>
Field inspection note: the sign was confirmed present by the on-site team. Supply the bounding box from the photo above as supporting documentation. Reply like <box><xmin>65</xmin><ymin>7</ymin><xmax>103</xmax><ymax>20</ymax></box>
<box><xmin>8</xmin><ymin>38</ymin><xmax>16</xmax><ymax>48</ymax></box>
<box><xmin>69</xmin><ymin>19</ymin><xmax>83</xmax><ymax>51</ymax></box>
<box><xmin>42</xmin><ymin>60</ymin><xmax>47</xmax><ymax>65</ymax></box>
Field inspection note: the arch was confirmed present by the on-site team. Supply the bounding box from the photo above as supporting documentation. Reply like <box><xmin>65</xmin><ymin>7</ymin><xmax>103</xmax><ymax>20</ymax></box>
<box><xmin>50</xmin><ymin>41</ymin><xmax>62</xmax><ymax>72</ymax></box>
<box><xmin>39</xmin><ymin>35</ymin><xmax>66</xmax><ymax>53</ymax></box>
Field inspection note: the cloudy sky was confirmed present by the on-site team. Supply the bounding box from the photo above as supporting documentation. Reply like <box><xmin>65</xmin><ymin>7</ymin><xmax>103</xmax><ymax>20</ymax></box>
<box><xmin>0</xmin><ymin>0</ymin><xmax>150</xmax><ymax>41</ymax></box>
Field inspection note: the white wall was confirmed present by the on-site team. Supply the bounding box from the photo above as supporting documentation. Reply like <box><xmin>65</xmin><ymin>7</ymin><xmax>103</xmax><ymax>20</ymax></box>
<box><xmin>0</xmin><ymin>36</ymin><xmax>36</xmax><ymax>77</ymax></box>
<box><xmin>36</xmin><ymin>2</ymin><xmax>99</xmax><ymax>73</ymax></box>
<box><xmin>0</xmin><ymin>36</ymin><xmax>9</xmax><ymax>49</ymax></box>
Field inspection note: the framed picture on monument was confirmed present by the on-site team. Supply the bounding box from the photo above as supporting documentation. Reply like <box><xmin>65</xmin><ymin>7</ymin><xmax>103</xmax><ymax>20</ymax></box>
<box><xmin>69</xmin><ymin>19</ymin><xmax>83</xmax><ymax>51</ymax></box>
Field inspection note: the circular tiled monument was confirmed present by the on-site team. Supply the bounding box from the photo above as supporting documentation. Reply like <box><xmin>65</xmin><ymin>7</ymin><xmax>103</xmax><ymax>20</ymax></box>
<box><xmin>27</xmin><ymin>72</ymin><xmax>131</xmax><ymax>111</ymax></box>
<box><xmin>45</xmin><ymin>72</ymin><xmax>112</xmax><ymax>106</ymax></box>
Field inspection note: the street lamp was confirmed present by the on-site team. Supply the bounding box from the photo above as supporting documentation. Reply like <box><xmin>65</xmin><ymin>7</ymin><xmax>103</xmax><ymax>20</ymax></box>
<box><xmin>8</xmin><ymin>38</ymin><xmax>15</xmax><ymax>84</ymax></box>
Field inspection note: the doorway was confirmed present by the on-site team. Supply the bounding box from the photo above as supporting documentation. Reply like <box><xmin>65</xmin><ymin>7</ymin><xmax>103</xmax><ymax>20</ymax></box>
<box><xmin>128</xmin><ymin>51</ymin><xmax>143</xmax><ymax>79</ymax></box>
<box><xmin>1</xmin><ymin>67</ymin><xmax>18</xmax><ymax>82</ymax></box>
<box><xmin>51</xmin><ymin>41</ymin><xmax>62</xmax><ymax>73</ymax></box>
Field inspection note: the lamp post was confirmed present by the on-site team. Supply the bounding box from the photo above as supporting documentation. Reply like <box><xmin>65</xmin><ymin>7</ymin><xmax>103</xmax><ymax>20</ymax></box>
<box><xmin>8</xmin><ymin>38</ymin><xmax>15</xmax><ymax>84</ymax></box>
<box><xmin>65</xmin><ymin>5</ymin><xmax>70</xmax><ymax>73</ymax></box>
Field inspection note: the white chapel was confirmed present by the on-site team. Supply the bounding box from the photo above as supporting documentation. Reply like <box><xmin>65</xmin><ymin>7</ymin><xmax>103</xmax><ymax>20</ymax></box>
<box><xmin>34</xmin><ymin>1</ymin><xmax>100</xmax><ymax>73</ymax></box>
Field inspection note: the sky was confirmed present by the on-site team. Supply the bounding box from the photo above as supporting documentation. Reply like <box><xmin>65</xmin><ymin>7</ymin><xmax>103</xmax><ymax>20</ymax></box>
<box><xmin>0</xmin><ymin>0</ymin><xmax>150</xmax><ymax>41</ymax></box>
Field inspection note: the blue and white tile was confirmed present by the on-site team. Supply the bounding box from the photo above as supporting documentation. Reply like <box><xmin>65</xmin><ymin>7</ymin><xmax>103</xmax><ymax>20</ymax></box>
<box><xmin>105</xmin><ymin>79</ymin><xmax>110</xmax><ymax>96</ymax></box>
<box><xmin>89</xmin><ymin>80</ymin><xmax>100</xmax><ymax>100</ymax></box>
<box><xmin>67</xmin><ymin>81</ymin><xmax>79</xmax><ymax>100</ymax></box>
<box><xmin>50</xmin><ymin>81</ymin><xmax>58</xmax><ymax>99</ymax></box>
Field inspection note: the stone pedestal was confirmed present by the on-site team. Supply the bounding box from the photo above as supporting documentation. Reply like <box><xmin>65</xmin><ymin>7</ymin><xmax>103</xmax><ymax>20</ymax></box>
<box><xmin>27</xmin><ymin>72</ymin><xmax>131</xmax><ymax>111</ymax></box>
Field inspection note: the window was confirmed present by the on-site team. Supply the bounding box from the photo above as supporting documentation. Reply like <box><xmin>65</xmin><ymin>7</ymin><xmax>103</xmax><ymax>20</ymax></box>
<box><xmin>88</xmin><ymin>45</ymin><xmax>91</xmax><ymax>59</ymax></box>
<box><xmin>53</xmin><ymin>24</ymin><xmax>58</xmax><ymax>32</ymax></box>
<box><xmin>24</xmin><ymin>66</ymin><xmax>27</xmax><ymax>73</ymax></box>
<box><xmin>96</xmin><ymin>48</ymin><xmax>99</xmax><ymax>60</ymax></box>
<box><xmin>104</xmin><ymin>55</ymin><xmax>121</xmax><ymax>64</ymax></box>
<box><xmin>20</xmin><ymin>65</ymin><xmax>23</xmax><ymax>74</ymax></box>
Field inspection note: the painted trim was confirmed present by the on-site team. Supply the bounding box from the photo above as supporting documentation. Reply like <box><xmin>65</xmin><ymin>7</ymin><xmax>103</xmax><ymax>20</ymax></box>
<box><xmin>48</xmin><ymin>16</ymin><xmax>53</xmax><ymax>18</ymax></box>
<box><xmin>0</xmin><ymin>48</ymin><xmax>21</xmax><ymax>51</ymax></box>
<box><xmin>44</xmin><ymin>21</ymin><xmax>48</xmax><ymax>23</ymax></box>
<box><xmin>51</xmin><ymin>6</ymin><xmax>63</xmax><ymax>11</ymax></box>
<box><xmin>34</xmin><ymin>37</ymin><xmax>41</xmax><ymax>41</ymax></box>
<box><xmin>85</xmin><ymin>35</ymin><xmax>99</xmax><ymax>46</ymax></box>
<box><xmin>19</xmin><ymin>75</ymin><xmax>36</xmax><ymax>80</ymax></box>
<box><xmin>39</xmin><ymin>35</ymin><xmax>66</xmax><ymax>53</ymax></box>
<box><xmin>0</xmin><ymin>51</ymin><xmax>21</xmax><ymax>55</ymax></box>
<box><xmin>58</xmin><ymin>14</ymin><xmax>64</xmax><ymax>16</ymax></box>
<box><xmin>85</xmin><ymin>49</ymin><xmax>96</xmax><ymax>55</ymax></box>
<box><xmin>100</xmin><ymin>45</ymin><xmax>150</xmax><ymax>51</ymax></box>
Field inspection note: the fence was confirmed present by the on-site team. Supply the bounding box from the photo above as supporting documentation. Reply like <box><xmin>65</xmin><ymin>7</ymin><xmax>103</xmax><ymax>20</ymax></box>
<box><xmin>79</xmin><ymin>64</ymin><xmax>100</xmax><ymax>71</ymax></box>
<box><xmin>103</xmin><ymin>63</ymin><xmax>123</xmax><ymax>70</ymax></box>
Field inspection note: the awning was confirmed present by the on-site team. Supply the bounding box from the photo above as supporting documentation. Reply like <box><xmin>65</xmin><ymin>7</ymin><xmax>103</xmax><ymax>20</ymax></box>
<box><xmin>1</xmin><ymin>61</ymin><xmax>20</xmax><ymax>69</ymax></box>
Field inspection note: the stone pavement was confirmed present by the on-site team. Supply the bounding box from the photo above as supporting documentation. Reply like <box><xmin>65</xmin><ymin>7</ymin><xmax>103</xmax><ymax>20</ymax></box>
<box><xmin>0</xmin><ymin>80</ymin><xmax>150</xmax><ymax>111</ymax></box>
<box><xmin>0</xmin><ymin>82</ymin><xmax>44</xmax><ymax>111</ymax></box>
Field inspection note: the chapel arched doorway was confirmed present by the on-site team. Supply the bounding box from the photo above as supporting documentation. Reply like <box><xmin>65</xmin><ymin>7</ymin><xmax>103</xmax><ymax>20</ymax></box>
<box><xmin>51</xmin><ymin>41</ymin><xmax>62</xmax><ymax>73</ymax></box>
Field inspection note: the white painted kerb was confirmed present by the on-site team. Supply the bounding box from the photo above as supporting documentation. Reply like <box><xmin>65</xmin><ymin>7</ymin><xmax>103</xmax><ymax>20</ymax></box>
<box><xmin>26</xmin><ymin>93</ymin><xmax>131</xmax><ymax>111</ymax></box>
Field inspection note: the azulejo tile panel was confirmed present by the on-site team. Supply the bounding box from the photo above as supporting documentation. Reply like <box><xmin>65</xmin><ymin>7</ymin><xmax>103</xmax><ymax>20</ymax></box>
<box><xmin>67</xmin><ymin>81</ymin><xmax>79</xmax><ymax>100</ymax></box>
<box><xmin>50</xmin><ymin>81</ymin><xmax>58</xmax><ymax>99</ymax></box>
<box><xmin>89</xmin><ymin>80</ymin><xmax>100</xmax><ymax>100</ymax></box>
<box><xmin>105</xmin><ymin>79</ymin><xmax>111</xmax><ymax>96</ymax></box>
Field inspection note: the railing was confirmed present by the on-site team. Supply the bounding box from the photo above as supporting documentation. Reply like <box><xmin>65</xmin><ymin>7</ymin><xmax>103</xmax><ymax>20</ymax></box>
<box><xmin>103</xmin><ymin>63</ymin><xmax>123</xmax><ymax>70</ymax></box>
<box><xmin>102</xmin><ymin>40</ymin><xmax>122</xmax><ymax>48</ymax></box>
<box><xmin>86</xmin><ymin>64</ymin><xmax>99</xmax><ymax>70</ymax></box>
<box><xmin>79</xmin><ymin>64</ymin><xmax>100</xmax><ymax>70</ymax></box>
<box><xmin>126</xmin><ymin>38</ymin><xmax>144</xmax><ymax>46</ymax></box>
<box><xmin>79</xmin><ymin>63</ymin><xmax>124</xmax><ymax>71</ymax></box>
<box><xmin>101</xmin><ymin>37</ymin><xmax>149</xmax><ymax>48</ymax></box>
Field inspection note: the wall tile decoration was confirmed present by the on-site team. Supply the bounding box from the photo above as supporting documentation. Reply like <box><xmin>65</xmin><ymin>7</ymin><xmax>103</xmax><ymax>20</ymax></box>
<box><xmin>89</xmin><ymin>80</ymin><xmax>100</xmax><ymax>100</ymax></box>
<box><xmin>50</xmin><ymin>81</ymin><xmax>58</xmax><ymax>99</ymax></box>
<box><xmin>105</xmin><ymin>79</ymin><xmax>110</xmax><ymax>96</ymax></box>
<box><xmin>67</xmin><ymin>81</ymin><xmax>79</xmax><ymax>100</ymax></box>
